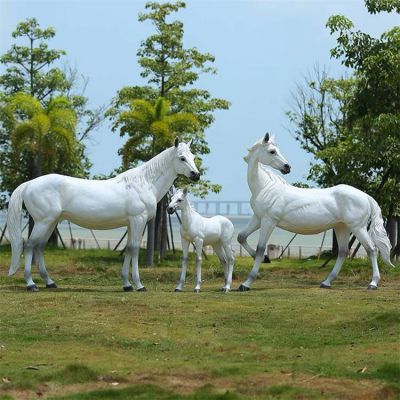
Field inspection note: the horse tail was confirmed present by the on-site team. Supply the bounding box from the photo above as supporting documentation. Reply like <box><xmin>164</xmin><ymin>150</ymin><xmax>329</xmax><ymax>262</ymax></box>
<box><xmin>7</xmin><ymin>182</ymin><xmax>28</xmax><ymax>276</ymax></box>
<box><xmin>368</xmin><ymin>196</ymin><xmax>395</xmax><ymax>268</ymax></box>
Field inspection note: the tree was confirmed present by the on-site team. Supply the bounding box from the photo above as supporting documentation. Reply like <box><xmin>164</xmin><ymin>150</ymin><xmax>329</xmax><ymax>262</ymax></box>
<box><xmin>0</xmin><ymin>18</ymin><xmax>69</xmax><ymax>100</ymax></box>
<box><xmin>107</xmin><ymin>1</ymin><xmax>230</xmax><ymax>265</ymax></box>
<box><xmin>7</xmin><ymin>93</ymin><xmax>78</xmax><ymax>179</ymax></box>
<box><xmin>116</xmin><ymin>97</ymin><xmax>199</xmax><ymax>169</ymax></box>
<box><xmin>326</xmin><ymin>1</ymin><xmax>400</xmax><ymax>250</ymax></box>
<box><xmin>0</xmin><ymin>19</ymin><xmax>103</xmax><ymax>241</ymax></box>
<box><xmin>288</xmin><ymin>1</ymin><xmax>400</xmax><ymax>254</ymax></box>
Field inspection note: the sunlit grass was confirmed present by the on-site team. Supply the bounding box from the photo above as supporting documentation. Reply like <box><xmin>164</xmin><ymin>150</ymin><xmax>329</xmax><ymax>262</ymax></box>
<box><xmin>0</xmin><ymin>246</ymin><xmax>399</xmax><ymax>399</ymax></box>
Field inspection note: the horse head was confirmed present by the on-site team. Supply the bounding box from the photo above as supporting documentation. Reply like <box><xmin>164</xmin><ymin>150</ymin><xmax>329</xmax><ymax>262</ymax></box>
<box><xmin>245</xmin><ymin>132</ymin><xmax>291</xmax><ymax>174</ymax></box>
<box><xmin>173</xmin><ymin>138</ymin><xmax>200</xmax><ymax>181</ymax></box>
<box><xmin>167</xmin><ymin>187</ymin><xmax>188</xmax><ymax>214</ymax></box>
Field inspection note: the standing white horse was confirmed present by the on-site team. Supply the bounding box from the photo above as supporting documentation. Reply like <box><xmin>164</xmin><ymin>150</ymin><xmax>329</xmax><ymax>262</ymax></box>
<box><xmin>167</xmin><ymin>188</ymin><xmax>235</xmax><ymax>292</ymax></box>
<box><xmin>7</xmin><ymin>139</ymin><xmax>200</xmax><ymax>292</ymax></box>
<box><xmin>237</xmin><ymin>132</ymin><xmax>394</xmax><ymax>291</ymax></box>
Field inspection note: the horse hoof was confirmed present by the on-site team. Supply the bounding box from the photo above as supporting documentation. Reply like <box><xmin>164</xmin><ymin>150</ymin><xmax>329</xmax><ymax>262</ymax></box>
<box><xmin>367</xmin><ymin>285</ymin><xmax>378</xmax><ymax>291</ymax></box>
<box><xmin>263</xmin><ymin>255</ymin><xmax>271</xmax><ymax>263</ymax></box>
<box><xmin>123</xmin><ymin>285</ymin><xmax>134</xmax><ymax>292</ymax></box>
<box><xmin>174</xmin><ymin>288</ymin><xmax>182</xmax><ymax>292</ymax></box>
<box><xmin>320</xmin><ymin>283</ymin><xmax>331</xmax><ymax>289</ymax></box>
<box><xmin>194</xmin><ymin>289</ymin><xmax>200</xmax><ymax>293</ymax></box>
<box><xmin>27</xmin><ymin>284</ymin><xmax>39</xmax><ymax>292</ymax></box>
<box><xmin>238</xmin><ymin>284</ymin><xmax>250</xmax><ymax>292</ymax></box>
<box><xmin>46</xmin><ymin>283</ymin><xmax>58</xmax><ymax>289</ymax></box>
<box><xmin>221</xmin><ymin>288</ymin><xmax>230</xmax><ymax>293</ymax></box>
<box><xmin>137</xmin><ymin>287</ymin><xmax>147</xmax><ymax>292</ymax></box>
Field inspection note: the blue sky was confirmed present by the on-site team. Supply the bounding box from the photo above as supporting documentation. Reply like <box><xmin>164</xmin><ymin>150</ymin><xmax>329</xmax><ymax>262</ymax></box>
<box><xmin>1</xmin><ymin>0</ymin><xmax>398</xmax><ymax>200</ymax></box>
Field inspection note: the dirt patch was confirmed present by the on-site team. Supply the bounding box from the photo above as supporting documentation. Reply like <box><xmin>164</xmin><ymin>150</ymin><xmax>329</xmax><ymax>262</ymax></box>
<box><xmin>227</xmin><ymin>371</ymin><xmax>387</xmax><ymax>400</ymax></box>
<box><xmin>0</xmin><ymin>368</ymin><xmax>393</xmax><ymax>399</ymax></box>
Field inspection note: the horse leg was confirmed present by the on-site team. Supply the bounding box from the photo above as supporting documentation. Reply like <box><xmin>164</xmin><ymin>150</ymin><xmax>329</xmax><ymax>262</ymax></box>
<box><xmin>24</xmin><ymin>219</ymin><xmax>55</xmax><ymax>291</ymax></box>
<box><xmin>194</xmin><ymin>238</ymin><xmax>203</xmax><ymax>293</ymax></box>
<box><xmin>222</xmin><ymin>241</ymin><xmax>235</xmax><ymax>293</ymax></box>
<box><xmin>35</xmin><ymin>221</ymin><xmax>58</xmax><ymax>288</ymax></box>
<box><xmin>237</xmin><ymin>214</ymin><xmax>268</xmax><ymax>262</ymax></box>
<box><xmin>320</xmin><ymin>226</ymin><xmax>350</xmax><ymax>288</ymax></box>
<box><xmin>129</xmin><ymin>215</ymin><xmax>147</xmax><ymax>291</ymax></box>
<box><xmin>175</xmin><ymin>238</ymin><xmax>190</xmax><ymax>292</ymax></box>
<box><xmin>352</xmin><ymin>226</ymin><xmax>381</xmax><ymax>290</ymax></box>
<box><xmin>239</xmin><ymin>217</ymin><xmax>275</xmax><ymax>291</ymax></box>
<box><xmin>213</xmin><ymin>242</ymin><xmax>228</xmax><ymax>290</ymax></box>
<box><xmin>121</xmin><ymin>228</ymin><xmax>134</xmax><ymax>291</ymax></box>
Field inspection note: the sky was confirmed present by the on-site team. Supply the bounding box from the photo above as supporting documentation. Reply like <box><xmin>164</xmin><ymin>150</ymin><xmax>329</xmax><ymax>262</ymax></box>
<box><xmin>1</xmin><ymin>0</ymin><xmax>398</xmax><ymax>200</ymax></box>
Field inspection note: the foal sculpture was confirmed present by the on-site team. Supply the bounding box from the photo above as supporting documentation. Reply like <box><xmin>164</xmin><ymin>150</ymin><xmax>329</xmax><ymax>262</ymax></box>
<box><xmin>7</xmin><ymin>139</ymin><xmax>200</xmax><ymax>291</ymax></box>
<box><xmin>237</xmin><ymin>133</ymin><xmax>394</xmax><ymax>291</ymax></box>
<box><xmin>167</xmin><ymin>188</ymin><xmax>235</xmax><ymax>292</ymax></box>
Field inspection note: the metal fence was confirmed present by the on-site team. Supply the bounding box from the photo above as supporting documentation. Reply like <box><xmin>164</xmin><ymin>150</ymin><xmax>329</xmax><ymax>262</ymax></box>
<box><xmin>0</xmin><ymin>234</ymin><xmax>367</xmax><ymax>260</ymax></box>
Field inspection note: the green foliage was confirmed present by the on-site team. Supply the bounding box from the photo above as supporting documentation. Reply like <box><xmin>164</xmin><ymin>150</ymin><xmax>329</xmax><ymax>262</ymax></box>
<box><xmin>107</xmin><ymin>1</ymin><xmax>229</xmax><ymax>197</ymax></box>
<box><xmin>5</xmin><ymin>92</ymin><xmax>82</xmax><ymax>179</ymax></box>
<box><xmin>365</xmin><ymin>0</ymin><xmax>400</xmax><ymax>14</ymax></box>
<box><xmin>116</xmin><ymin>97</ymin><xmax>199</xmax><ymax>168</ymax></box>
<box><xmin>0</xmin><ymin>19</ymin><xmax>103</xmax><ymax>208</ymax></box>
<box><xmin>289</xmin><ymin>2</ymin><xmax>400</xmax><ymax>217</ymax></box>
<box><xmin>0</xmin><ymin>18</ymin><xmax>69</xmax><ymax>100</ymax></box>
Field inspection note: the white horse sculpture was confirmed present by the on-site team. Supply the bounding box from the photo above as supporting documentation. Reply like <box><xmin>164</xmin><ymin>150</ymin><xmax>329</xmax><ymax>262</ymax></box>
<box><xmin>167</xmin><ymin>188</ymin><xmax>235</xmax><ymax>292</ymax></box>
<box><xmin>237</xmin><ymin>132</ymin><xmax>394</xmax><ymax>291</ymax></box>
<box><xmin>7</xmin><ymin>138</ymin><xmax>200</xmax><ymax>292</ymax></box>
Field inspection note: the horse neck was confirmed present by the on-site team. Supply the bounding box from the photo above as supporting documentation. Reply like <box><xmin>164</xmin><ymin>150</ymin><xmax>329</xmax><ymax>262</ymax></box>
<box><xmin>246</xmin><ymin>153</ymin><xmax>266</xmax><ymax>195</ymax></box>
<box><xmin>180</xmin><ymin>199</ymin><xmax>197</xmax><ymax>229</ymax></box>
<box><xmin>247</xmin><ymin>153</ymin><xmax>284</xmax><ymax>197</ymax></box>
<box><xmin>152</xmin><ymin>166</ymin><xmax>177</xmax><ymax>203</ymax></box>
<box><xmin>123</xmin><ymin>147</ymin><xmax>177</xmax><ymax>202</ymax></box>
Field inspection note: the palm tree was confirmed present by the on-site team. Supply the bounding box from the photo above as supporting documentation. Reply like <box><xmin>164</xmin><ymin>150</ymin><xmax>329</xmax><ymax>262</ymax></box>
<box><xmin>118</xmin><ymin>97</ymin><xmax>198</xmax><ymax>168</ymax></box>
<box><xmin>8</xmin><ymin>92</ymin><xmax>78</xmax><ymax>239</ymax></box>
<box><xmin>116</xmin><ymin>97</ymin><xmax>199</xmax><ymax>264</ymax></box>
<box><xmin>9</xmin><ymin>92</ymin><xmax>77</xmax><ymax>179</ymax></box>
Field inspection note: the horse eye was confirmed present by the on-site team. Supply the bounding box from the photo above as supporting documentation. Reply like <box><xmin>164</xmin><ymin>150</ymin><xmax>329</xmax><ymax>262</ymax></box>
<box><xmin>178</xmin><ymin>199</ymin><xmax>182</xmax><ymax>202</ymax></box>
<box><xmin>269</xmin><ymin>150</ymin><xmax>276</xmax><ymax>155</ymax></box>
<box><xmin>180</xmin><ymin>157</ymin><xmax>186</xmax><ymax>162</ymax></box>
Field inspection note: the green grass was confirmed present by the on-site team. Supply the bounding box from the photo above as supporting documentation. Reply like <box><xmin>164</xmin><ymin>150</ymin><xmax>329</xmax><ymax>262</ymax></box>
<box><xmin>0</xmin><ymin>245</ymin><xmax>399</xmax><ymax>399</ymax></box>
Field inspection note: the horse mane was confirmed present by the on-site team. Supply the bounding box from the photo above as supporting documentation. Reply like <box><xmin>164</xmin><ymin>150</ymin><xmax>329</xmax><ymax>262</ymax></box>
<box><xmin>116</xmin><ymin>147</ymin><xmax>174</xmax><ymax>188</ymax></box>
<box><xmin>243</xmin><ymin>136</ymin><xmax>276</xmax><ymax>163</ymax></box>
<box><xmin>259</xmin><ymin>164</ymin><xmax>290</xmax><ymax>187</ymax></box>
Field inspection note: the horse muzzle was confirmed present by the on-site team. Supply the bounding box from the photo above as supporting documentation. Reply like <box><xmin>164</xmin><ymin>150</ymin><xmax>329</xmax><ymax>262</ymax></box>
<box><xmin>281</xmin><ymin>164</ymin><xmax>291</xmax><ymax>175</ymax></box>
<box><xmin>167</xmin><ymin>206</ymin><xmax>176</xmax><ymax>215</ymax></box>
<box><xmin>190</xmin><ymin>171</ymin><xmax>201</xmax><ymax>181</ymax></box>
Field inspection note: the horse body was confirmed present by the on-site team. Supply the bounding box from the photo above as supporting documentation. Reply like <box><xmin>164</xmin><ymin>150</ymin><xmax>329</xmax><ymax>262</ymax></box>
<box><xmin>22</xmin><ymin>175</ymin><xmax>140</xmax><ymax>229</ymax></box>
<box><xmin>181</xmin><ymin>214</ymin><xmax>232</xmax><ymax>246</ymax></box>
<box><xmin>252</xmin><ymin>173</ymin><xmax>372</xmax><ymax>235</ymax></box>
<box><xmin>7</xmin><ymin>140</ymin><xmax>200</xmax><ymax>291</ymax></box>
<box><xmin>168</xmin><ymin>188</ymin><xmax>235</xmax><ymax>292</ymax></box>
<box><xmin>238</xmin><ymin>133</ymin><xmax>394</xmax><ymax>291</ymax></box>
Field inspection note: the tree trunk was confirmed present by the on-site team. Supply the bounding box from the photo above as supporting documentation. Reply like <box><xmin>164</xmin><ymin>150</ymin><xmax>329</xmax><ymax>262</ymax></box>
<box><xmin>160</xmin><ymin>196</ymin><xmax>168</xmax><ymax>259</ymax></box>
<box><xmin>395</xmin><ymin>218</ymin><xmax>400</xmax><ymax>261</ymax></box>
<box><xmin>146</xmin><ymin>218</ymin><xmax>155</xmax><ymax>266</ymax></box>
<box><xmin>154</xmin><ymin>201</ymin><xmax>163</xmax><ymax>255</ymax></box>
<box><xmin>332</xmin><ymin>229</ymin><xmax>338</xmax><ymax>256</ymax></box>
<box><xmin>386</xmin><ymin>215</ymin><xmax>397</xmax><ymax>248</ymax></box>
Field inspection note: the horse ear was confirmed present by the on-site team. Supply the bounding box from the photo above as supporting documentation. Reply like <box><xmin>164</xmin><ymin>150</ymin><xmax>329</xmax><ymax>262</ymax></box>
<box><xmin>187</xmin><ymin>139</ymin><xmax>193</xmax><ymax>148</ymax></box>
<box><xmin>183</xmin><ymin>187</ymin><xmax>188</xmax><ymax>195</ymax></box>
<box><xmin>264</xmin><ymin>132</ymin><xmax>270</xmax><ymax>143</ymax></box>
<box><xmin>174</xmin><ymin>137</ymin><xmax>179</xmax><ymax>148</ymax></box>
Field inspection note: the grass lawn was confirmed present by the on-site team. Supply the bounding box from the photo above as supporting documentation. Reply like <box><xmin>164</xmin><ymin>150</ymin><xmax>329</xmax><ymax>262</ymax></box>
<box><xmin>0</xmin><ymin>246</ymin><xmax>399</xmax><ymax>399</ymax></box>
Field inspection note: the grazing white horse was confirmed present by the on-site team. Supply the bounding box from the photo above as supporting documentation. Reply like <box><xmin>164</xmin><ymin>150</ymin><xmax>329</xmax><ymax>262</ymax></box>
<box><xmin>7</xmin><ymin>139</ymin><xmax>200</xmax><ymax>292</ymax></box>
<box><xmin>237</xmin><ymin>132</ymin><xmax>394</xmax><ymax>291</ymax></box>
<box><xmin>167</xmin><ymin>188</ymin><xmax>235</xmax><ymax>292</ymax></box>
